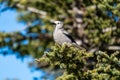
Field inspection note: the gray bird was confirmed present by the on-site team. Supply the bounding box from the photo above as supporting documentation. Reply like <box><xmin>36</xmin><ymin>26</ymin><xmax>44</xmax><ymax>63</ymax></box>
<box><xmin>52</xmin><ymin>21</ymin><xmax>83</xmax><ymax>49</ymax></box>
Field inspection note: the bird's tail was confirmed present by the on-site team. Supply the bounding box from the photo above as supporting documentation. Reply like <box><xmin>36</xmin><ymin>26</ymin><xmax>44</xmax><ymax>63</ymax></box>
<box><xmin>73</xmin><ymin>43</ymin><xmax>85</xmax><ymax>50</ymax></box>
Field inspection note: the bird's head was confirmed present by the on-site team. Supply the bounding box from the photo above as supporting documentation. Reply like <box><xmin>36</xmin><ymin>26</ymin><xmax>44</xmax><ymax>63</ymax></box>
<box><xmin>53</xmin><ymin>21</ymin><xmax>63</xmax><ymax>29</ymax></box>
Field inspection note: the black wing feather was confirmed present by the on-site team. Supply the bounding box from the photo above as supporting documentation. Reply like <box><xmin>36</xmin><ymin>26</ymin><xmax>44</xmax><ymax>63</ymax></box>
<box><xmin>63</xmin><ymin>32</ymin><xmax>76</xmax><ymax>43</ymax></box>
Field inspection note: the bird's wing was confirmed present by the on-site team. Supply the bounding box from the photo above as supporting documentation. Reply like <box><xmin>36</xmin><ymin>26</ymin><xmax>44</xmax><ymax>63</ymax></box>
<box><xmin>63</xmin><ymin>30</ymin><xmax>76</xmax><ymax>43</ymax></box>
<box><xmin>63</xmin><ymin>30</ymin><xmax>84</xmax><ymax>49</ymax></box>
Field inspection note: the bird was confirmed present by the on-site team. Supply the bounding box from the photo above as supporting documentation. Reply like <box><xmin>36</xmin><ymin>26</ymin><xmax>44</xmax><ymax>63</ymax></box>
<box><xmin>52</xmin><ymin>21</ymin><xmax>83</xmax><ymax>49</ymax></box>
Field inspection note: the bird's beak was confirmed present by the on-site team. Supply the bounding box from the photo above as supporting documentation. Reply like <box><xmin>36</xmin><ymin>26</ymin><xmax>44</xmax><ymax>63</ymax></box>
<box><xmin>52</xmin><ymin>22</ymin><xmax>55</xmax><ymax>24</ymax></box>
<box><xmin>51</xmin><ymin>21</ymin><xmax>56</xmax><ymax>25</ymax></box>
<box><xmin>50</xmin><ymin>20</ymin><xmax>55</xmax><ymax>24</ymax></box>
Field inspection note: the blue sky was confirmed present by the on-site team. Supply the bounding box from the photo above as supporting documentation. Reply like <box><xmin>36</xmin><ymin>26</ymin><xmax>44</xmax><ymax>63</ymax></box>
<box><xmin>0</xmin><ymin>10</ymin><xmax>46</xmax><ymax>80</ymax></box>
<box><xmin>0</xmin><ymin>9</ymin><xmax>25</xmax><ymax>32</ymax></box>
<box><xmin>0</xmin><ymin>54</ymin><xmax>44</xmax><ymax>80</ymax></box>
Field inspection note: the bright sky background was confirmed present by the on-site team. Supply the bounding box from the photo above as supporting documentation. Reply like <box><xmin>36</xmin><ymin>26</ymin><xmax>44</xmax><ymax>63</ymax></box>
<box><xmin>0</xmin><ymin>10</ymin><xmax>25</xmax><ymax>32</ymax></box>
<box><xmin>0</xmin><ymin>10</ymin><xmax>46</xmax><ymax>80</ymax></box>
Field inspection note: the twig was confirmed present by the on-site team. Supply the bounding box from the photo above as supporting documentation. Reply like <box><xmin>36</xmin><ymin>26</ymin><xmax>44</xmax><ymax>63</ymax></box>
<box><xmin>108</xmin><ymin>46</ymin><xmax>120</xmax><ymax>50</ymax></box>
<box><xmin>16</xmin><ymin>4</ymin><xmax>47</xmax><ymax>16</ymax></box>
<box><xmin>102</xmin><ymin>26</ymin><xmax>117</xmax><ymax>33</ymax></box>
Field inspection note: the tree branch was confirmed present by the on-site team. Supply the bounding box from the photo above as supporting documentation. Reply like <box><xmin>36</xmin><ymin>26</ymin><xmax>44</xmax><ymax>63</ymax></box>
<box><xmin>108</xmin><ymin>46</ymin><xmax>120</xmax><ymax>50</ymax></box>
<box><xmin>16</xmin><ymin>4</ymin><xmax>47</xmax><ymax>16</ymax></box>
<box><xmin>102</xmin><ymin>26</ymin><xmax>117</xmax><ymax>33</ymax></box>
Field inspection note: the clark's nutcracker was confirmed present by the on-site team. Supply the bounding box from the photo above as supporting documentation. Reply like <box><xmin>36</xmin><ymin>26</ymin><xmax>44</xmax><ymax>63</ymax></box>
<box><xmin>52</xmin><ymin>21</ymin><xmax>83</xmax><ymax>49</ymax></box>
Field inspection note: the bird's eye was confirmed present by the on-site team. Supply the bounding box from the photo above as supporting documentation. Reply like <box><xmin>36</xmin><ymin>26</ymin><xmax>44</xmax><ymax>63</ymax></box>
<box><xmin>58</xmin><ymin>23</ymin><xmax>59</xmax><ymax>24</ymax></box>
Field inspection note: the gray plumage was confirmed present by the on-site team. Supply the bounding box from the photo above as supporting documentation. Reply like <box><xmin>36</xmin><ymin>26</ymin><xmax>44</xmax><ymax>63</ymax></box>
<box><xmin>52</xmin><ymin>21</ymin><xmax>83</xmax><ymax>49</ymax></box>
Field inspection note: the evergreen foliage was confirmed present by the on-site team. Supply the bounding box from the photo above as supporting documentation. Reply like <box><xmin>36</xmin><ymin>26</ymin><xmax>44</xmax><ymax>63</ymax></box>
<box><xmin>39</xmin><ymin>44</ymin><xmax>120</xmax><ymax>80</ymax></box>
